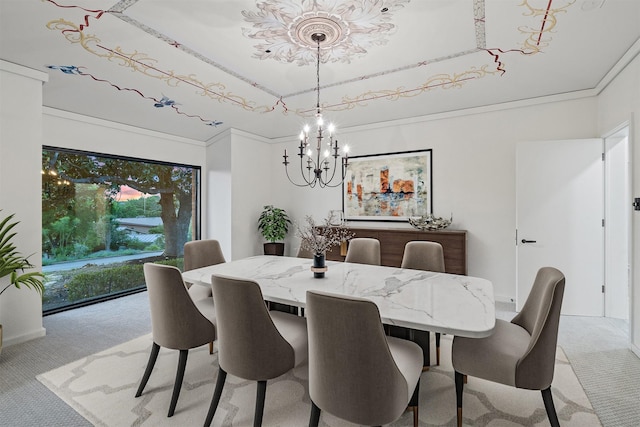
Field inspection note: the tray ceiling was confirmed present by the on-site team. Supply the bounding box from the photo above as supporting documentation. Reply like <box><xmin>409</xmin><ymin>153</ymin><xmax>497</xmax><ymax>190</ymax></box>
<box><xmin>1</xmin><ymin>0</ymin><xmax>638</xmax><ymax>141</ymax></box>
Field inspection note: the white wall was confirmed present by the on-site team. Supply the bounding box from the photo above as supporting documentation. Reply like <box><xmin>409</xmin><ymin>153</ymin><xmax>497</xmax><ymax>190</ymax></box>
<box><xmin>206</xmin><ymin>131</ymin><xmax>233</xmax><ymax>259</ymax></box>
<box><xmin>205</xmin><ymin>128</ymin><xmax>275</xmax><ymax>260</ymax></box>
<box><xmin>42</xmin><ymin>109</ymin><xmax>206</xmax><ymax>170</ymax></box>
<box><xmin>272</xmin><ymin>97</ymin><xmax>598</xmax><ymax>303</ymax></box>
<box><xmin>229</xmin><ymin>130</ymin><xmax>274</xmax><ymax>259</ymax></box>
<box><xmin>597</xmin><ymin>51</ymin><xmax>640</xmax><ymax>355</ymax></box>
<box><xmin>0</xmin><ymin>62</ymin><xmax>48</xmax><ymax>346</ymax></box>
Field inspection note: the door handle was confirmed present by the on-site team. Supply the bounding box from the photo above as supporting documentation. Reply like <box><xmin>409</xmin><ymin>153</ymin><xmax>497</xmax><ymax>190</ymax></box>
<box><xmin>521</xmin><ymin>239</ymin><xmax>537</xmax><ymax>244</ymax></box>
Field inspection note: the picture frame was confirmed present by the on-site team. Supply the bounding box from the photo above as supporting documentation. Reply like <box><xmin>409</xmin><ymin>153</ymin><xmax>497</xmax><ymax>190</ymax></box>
<box><xmin>343</xmin><ymin>149</ymin><xmax>432</xmax><ymax>221</ymax></box>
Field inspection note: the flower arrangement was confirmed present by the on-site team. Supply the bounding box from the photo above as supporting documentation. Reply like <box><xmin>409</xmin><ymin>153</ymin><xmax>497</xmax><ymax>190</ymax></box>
<box><xmin>296</xmin><ymin>214</ymin><xmax>354</xmax><ymax>255</ymax></box>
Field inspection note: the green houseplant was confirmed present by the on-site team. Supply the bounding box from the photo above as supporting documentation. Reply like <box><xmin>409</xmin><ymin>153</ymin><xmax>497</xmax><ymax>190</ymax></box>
<box><xmin>258</xmin><ymin>205</ymin><xmax>291</xmax><ymax>256</ymax></box>
<box><xmin>0</xmin><ymin>211</ymin><xmax>45</xmax><ymax>354</ymax></box>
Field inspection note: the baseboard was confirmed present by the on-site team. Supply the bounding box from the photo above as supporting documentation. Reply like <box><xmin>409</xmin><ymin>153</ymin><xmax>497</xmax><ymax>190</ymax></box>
<box><xmin>4</xmin><ymin>326</ymin><xmax>46</xmax><ymax>347</ymax></box>
<box><xmin>494</xmin><ymin>295</ymin><xmax>516</xmax><ymax>311</ymax></box>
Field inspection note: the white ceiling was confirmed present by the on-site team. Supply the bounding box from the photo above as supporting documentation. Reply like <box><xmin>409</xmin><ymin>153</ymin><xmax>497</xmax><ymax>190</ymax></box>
<box><xmin>1</xmin><ymin>0</ymin><xmax>639</xmax><ymax>142</ymax></box>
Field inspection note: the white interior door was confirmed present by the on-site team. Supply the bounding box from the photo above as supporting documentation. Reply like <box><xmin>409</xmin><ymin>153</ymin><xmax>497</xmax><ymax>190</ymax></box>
<box><xmin>604</xmin><ymin>128</ymin><xmax>630</xmax><ymax>320</ymax></box>
<box><xmin>516</xmin><ymin>139</ymin><xmax>603</xmax><ymax>316</ymax></box>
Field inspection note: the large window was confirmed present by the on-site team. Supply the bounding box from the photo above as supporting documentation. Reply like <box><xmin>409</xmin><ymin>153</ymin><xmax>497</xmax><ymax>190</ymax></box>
<box><xmin>41</xmin><ymin>147</ymin><xmax>200</xmax><ymax>314</ymax></box>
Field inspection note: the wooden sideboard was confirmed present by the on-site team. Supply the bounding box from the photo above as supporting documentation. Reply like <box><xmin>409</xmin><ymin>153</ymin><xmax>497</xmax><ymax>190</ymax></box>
<box><xmin>323</xmin><ymin>226</ymin><xmax>467</xmax><ymax>275</ymax></box>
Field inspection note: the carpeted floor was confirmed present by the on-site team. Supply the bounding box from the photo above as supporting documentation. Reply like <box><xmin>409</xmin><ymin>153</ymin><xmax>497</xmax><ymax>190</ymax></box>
<box><xmin>2</xmin><ymin>292</ymin><xmax>639</xmax><ymax>426</ymax></box>
<box><xmin>35</xmin><ymin>333</ymin><xmax>599</xmax><ymax>426</ymax></box>
<box><xmin>0</xmin><ymin>292</ymin><xmax>153</xmax><ymax>427</ymax></box>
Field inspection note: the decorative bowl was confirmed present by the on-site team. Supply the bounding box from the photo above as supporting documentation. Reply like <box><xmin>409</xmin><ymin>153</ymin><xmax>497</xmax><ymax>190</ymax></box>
<box><xmin>408</xmin><ymin>213</ymin><xmax>452</xmax><ymax>231</ymax></box>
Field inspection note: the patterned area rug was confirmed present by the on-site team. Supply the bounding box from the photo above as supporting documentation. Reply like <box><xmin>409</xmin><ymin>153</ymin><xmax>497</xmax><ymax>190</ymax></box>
<box><xmin>37</xmin><ymin>334</ymin><xmax>601</xmax><ymax>426</ymax></box>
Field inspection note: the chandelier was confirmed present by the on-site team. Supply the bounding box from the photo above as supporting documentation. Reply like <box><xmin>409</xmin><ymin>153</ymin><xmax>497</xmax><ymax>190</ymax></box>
<box><xmin>283</xmin><ymin>32</ymin><xmax>348</xmax><ymax>188</ymax></box>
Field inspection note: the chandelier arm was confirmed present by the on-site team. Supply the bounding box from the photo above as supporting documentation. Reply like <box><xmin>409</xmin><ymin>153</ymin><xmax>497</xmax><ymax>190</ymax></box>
<box><xmin>322</xmin><ymin>154</ymin><xmax>347</xmax><ymax>187</ymax></box>
<box><xmin>318</xmin><ymin>173</ymin><xmax>345</xmax><ymax>188</ymax></box>
<box><xmin>319</xmin><ymin>180</ymin><xmax>344</xmax><ymax>188</ymax></box>
<box><xmin>320</xmin><ymin>157</ymin><xmax>338</xmax><ymax>184</ymax></box>
<box><xmin>285</xmin><ymin>164</ymin><xmax>318</xmax><ymax>187</ymax></box>
<box><xmin>288</xmin><ymin>156</ymin><xmax>315</xmax><ymax>186</ymax></box>
<box><xmin>301</xmin><ymin>155</ymin><xmax>318</xmax><ymax>181</ymax></box>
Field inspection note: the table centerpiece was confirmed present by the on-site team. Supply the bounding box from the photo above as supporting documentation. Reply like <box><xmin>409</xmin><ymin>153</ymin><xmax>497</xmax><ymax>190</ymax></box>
<box><xmin>295</xmin><ymin>214</ymin><xmax>354</xmax><ymax>278</ymax></box>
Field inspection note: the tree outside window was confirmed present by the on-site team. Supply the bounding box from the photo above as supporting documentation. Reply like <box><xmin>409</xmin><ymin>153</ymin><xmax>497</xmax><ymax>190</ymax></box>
<box><xmin>41</xmin><ymin>147</ymin><xmax>200</xmax><ymax>313</ymax></box>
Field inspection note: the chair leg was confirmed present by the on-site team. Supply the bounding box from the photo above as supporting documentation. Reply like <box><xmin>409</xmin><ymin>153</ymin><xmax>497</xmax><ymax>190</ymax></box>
<box><xmin>407</xmin><ymin>328</ymin><xmax>431</xmax><ymax>368</ymax></box>
<box><xmin>254</xmin><ymin>380</ymin><xmax>267</xmax><ymax>427</ymax></box>
<box><xmin>408</xmin><ymin>381</ymin><xmax>420</xmax><ymax>427</ymax></box>
<box><xmin>309</xmin><ymin>400</ymin><xmax>321</xmax><ymax>427</ymax></box>
<box><xmin>455</xmin><ymin>371</ymin><xmax>464</xmax><ymax>427</ymax></box>
<box><xmin>435</xmin><ymin>332</ymin><xmax>441</xmax><ymax>365</ymax></box>
<box><xmin>541</xmin><ymin>387</ymin><xmax>560</xmax><ymax>427</ymax></box>
<box><xmin>135</xmin><ymin>342</ymin><xmax>160</xmax><ymax>398</ymax></box>
<box><xmin>204</xmin><ymin>367</ymin><xmax>227</xmax><ymax>427</ymax></box>
<box><xmin>168</xmin><ymin>349</ymin><xmax>189</xmax><ymax>417</ymax></box>
<box><xmin>209</xmin><ymin>341</ymin><xmax>214</xmax><ymax>354</ymax></box>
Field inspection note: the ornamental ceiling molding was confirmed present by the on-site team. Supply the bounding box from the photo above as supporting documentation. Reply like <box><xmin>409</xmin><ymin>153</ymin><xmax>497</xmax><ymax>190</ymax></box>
<box><xmin>241</xmin><ymin>0</ymin><xmax>410</xmax><ymax>66</ymax></box>
<box><xmin>299</xmin><ymin>64</ymin><xmax>501</xmax><ymax>115</ymax></box>
<box><xmin>108</xmin><ymin>0</ymin><xmax>280</xmax><ymax>98</ymax></box>
<box><xmin>244</xmin><ymin>0</ymin><xmax>487</xmax><ymax>98</ymax></box>
<box><xmin>42</xmin><ymin>0</ymin><xmax>575</xmax><ymax>122</ymax></box>
<box><xmin>45</xmin><ymin>14</ymin><xmax>280</xmax><ymax>116</ymax></box>
<box><xmin>45</xmin><ymin>65</ymin><xmax>224</xmax><ymax>127</ymax></box>
<box><xmin>519</xmin><ymin>0</ymin><xmax>575</xmax><ymax>53</ymax></box>
<box><xmin>46</xmin><ymin>21</ymin><xmax>275</xmax><ymax>114</ymax></box>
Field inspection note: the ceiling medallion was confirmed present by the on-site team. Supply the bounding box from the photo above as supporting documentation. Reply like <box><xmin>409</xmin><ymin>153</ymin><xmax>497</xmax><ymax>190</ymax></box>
<box><xmin>241</xmin><ymin>0</ymin><xmax>411</xmax><ymax>65</ymax></box>
<box><xmin>288</xmin><ymin>13</ymin><xmax>349</xmax><ymax>50</ymax></box>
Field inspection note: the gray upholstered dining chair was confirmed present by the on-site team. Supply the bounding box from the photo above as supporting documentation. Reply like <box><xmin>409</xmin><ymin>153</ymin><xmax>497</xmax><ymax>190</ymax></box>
<box><xmin>297</xmin><ymin>235</ymin><xmax>327</xmax><ymax>259</ymax></box>
<box><xmin>184</xmin><ymin>239</ymin><xmax>225</xmax><ymax>354</ymax></box>
<box><xmin>344</xmin><ymin>237</ymin><xmax>381</xmax><ymax>265</ymax></box>
<box><xmin>306</xmin><ymin>290</ymin><xmax>423</xmax><ymax>427</ymax></box>
<box><xmin>401</xmin><ymin>241</ymin><xmax>446</xmax><ymax>366</ymax></box>
<box><xmin>183</xmin><ymin>239</ymin><xmax>226</xmax><ymax>301</ymax></box>
<box><xmin>135</xmin><ymin>263</ymin><xmax>216</xmax><ymax>417</ymax></box>
<box><xmin>452</xmin><ymin>267</ymin><xmax>565</xmax><ymax>427</ymax></box>
<box><xmin>204</xmin><ymin>275</ymin><xmax>308</xmax><ymax>427</ymax></box>
<box><xmin>401</xmin><ymin>241</ymin><xmax>445</xmax><ymax>271</ymax></box>
<box><xmin>296</xmin><ymin>243</ymin><xmax>315</xmax><ymax>258</ymax></box>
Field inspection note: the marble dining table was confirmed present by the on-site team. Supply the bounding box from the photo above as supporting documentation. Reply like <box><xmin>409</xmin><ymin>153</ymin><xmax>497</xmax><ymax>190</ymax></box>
<box><xmin>181</xmin><ymin>255</ymin><xmax>495</xmax><ymax>340</ymax></box>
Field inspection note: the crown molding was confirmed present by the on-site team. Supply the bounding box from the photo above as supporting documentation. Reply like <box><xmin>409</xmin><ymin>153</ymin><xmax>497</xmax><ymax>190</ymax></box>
<box><xmin>0</xmin><ymin>60</ymin><xmax>48</xmax><ymax>82</ymax></box>
<box><xmin>43</xmin><ymin>107</ymin><xmax>205</xmax><ymax>147</ymax></box>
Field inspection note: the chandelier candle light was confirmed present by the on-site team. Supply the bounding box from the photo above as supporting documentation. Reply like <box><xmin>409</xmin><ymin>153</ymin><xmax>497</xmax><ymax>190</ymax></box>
<box><xmin>283</xmin><ymin>32</ymin><xmax>349</xmax><ymax>188</ymax></box>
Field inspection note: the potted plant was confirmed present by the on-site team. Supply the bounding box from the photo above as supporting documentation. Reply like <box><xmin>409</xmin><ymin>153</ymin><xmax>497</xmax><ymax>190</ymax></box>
<box><xmin>258</xmin><ymin>205</ymin><xmax>291</xmax><ymax>256</ymax></box>
<box><xmin>0</xmin><ymin>211</ymin><xmax>45</xmax><ymax>354</ymax></box>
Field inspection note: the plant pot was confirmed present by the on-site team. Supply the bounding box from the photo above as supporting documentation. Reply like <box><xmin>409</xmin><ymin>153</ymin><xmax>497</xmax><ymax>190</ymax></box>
<box><xmin>263</xmin><ymin>242</ymin><xmax>285</xmax><ymax>256</ymax></box>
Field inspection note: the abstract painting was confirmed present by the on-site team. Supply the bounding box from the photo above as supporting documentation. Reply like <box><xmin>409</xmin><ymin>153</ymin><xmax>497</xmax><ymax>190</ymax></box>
<box><xmin>343</xmin><ymin>150</ymin><xmax>432</xmax><ymax>221</ymax></box>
